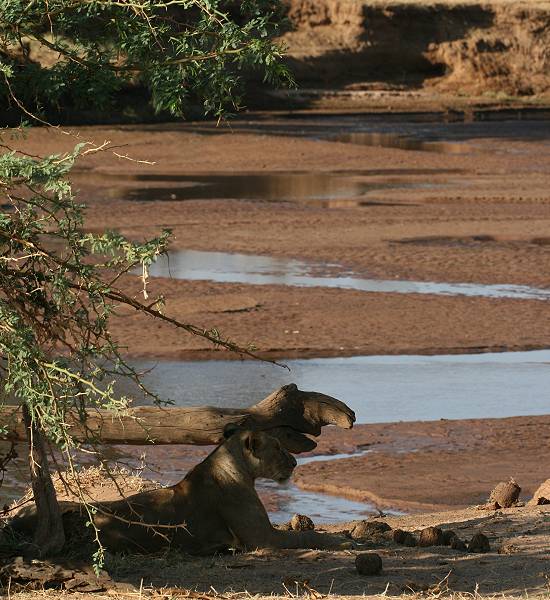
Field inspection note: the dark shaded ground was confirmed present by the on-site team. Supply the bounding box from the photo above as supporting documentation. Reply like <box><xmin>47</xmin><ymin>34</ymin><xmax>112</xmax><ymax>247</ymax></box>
<box><xmin>4</xmin><ymin>505</ymin><xmax>549</xmax><ymax>598</ymax></box>
<box><xmin>104</xmin><ymin>505</ymin><xmax>550</xmax><ymax>596</ymax></box>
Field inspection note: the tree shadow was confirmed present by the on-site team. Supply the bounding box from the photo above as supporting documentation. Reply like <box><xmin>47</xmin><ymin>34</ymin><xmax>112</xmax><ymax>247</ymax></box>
<box><xmin>104</xmin><ymin>507</ymin><xmax>550</xmax><ymax>597</ymax></box>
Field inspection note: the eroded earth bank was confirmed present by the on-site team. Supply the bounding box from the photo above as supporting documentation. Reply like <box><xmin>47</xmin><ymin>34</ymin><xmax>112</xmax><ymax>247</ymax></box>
<box><xmin>271</xmin><ymin>0</ymin><xmax>550</xmax><ymax>111</ymax></box>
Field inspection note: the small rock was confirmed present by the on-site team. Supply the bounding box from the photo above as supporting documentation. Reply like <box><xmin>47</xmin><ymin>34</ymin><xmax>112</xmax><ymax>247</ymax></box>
<box><xmin>528</xmin><ymin>479</ymin><xmax>550</xmax><ymax>506</ymax></box>
<box><xmin>290</xmin><ymin>514</ymin><xmax>314</xmax><ymax>531</ymax></box>
<box><xmin>403</xmin><ymin>533</ymin><xmax>417</xmax><ymax>547</ymax></box>
<box><xmin>392</xmin><ymin>529</ymin><xmax>407</xmax><ymax>543</ymax></box>
<box><xmin>418</xmin><ymin>526</ymin><xmax>444</xmax><ymax>547</ymax></box>
<box><xmin>450</xmin><ymin>537</ymin><xmax>467</xmax><ymax>551</ymax></box>
<box><xmin>355</xmin><ymin>553</ymin><xmax>383</xmax><ymax>576</ymax></box>
<box><xmin>489</xmin><ymin>480</ymin><xmax>521</xmax><ymax>508</ymax></box>
<box><xmin>393</xmin><ymin>529</ymin><xmax>416</xmax><ymax>547</ymax></box>
<box><xmin>351</xmin><ymin>520</ymin><xmax>391</xmax><ymax>540</ymax></box>
<box><xmin>442</xmin><ymin>530</ymin><xmax>457</xmax><ymax>546</ymax></box>
<box><xmin>468</xmin><ymin>533</ymin><xmax>491</xmax><ymax>553</ymax></box>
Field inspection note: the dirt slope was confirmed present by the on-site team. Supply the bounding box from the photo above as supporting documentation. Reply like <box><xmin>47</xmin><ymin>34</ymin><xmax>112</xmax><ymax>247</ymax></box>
<box><xmin>279</xmin><ymin>0</ymin><xmax>550</xmax><ymax>102</ymax></box>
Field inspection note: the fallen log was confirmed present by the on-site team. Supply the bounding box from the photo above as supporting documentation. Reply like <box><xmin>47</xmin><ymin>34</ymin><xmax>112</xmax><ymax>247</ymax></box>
<box><xmin>0</xmin><ymin>384</ymin><xmax>355</xmax><ymax>452</ymax></box>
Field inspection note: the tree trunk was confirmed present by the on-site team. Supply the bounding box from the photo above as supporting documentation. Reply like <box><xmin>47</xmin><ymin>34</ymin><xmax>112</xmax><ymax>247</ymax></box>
<box><xmin>4</xmin><ymin>384</ymin><xmax>355</xmax><ymax>453</ymax></box>
<box><xmin>22</xmin><ymin>405</ymin><xmax>65</xmax><ymax>556</ymax></box>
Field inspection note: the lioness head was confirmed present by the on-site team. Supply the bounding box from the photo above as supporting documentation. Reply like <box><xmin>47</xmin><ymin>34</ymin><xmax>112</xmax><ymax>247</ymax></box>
<box><xmin>230</xmin><ymin>429</ymin><xmax>298</xmax><ymax>483</ymax></box>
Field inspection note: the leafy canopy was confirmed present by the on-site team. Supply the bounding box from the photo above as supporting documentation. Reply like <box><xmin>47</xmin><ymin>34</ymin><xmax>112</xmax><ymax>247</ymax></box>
<box><xmin>0</xmin><ymin>0</ymin><xmax>289</xmax><ymax>560</ymax></box>
<box><xmin>0</xmin><ymin>0</ymin><xmax>290</xmax><ymax>117</ymax></box>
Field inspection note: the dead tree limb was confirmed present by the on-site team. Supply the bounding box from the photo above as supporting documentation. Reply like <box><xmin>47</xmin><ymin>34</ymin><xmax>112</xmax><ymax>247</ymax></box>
<box><xmin>1</xmin><ymin>384</ymin><xmax>355</xmax><ymax>452</ymax></box>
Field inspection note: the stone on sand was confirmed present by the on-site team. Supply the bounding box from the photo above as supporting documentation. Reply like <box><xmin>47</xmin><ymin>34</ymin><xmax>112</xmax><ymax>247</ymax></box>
<box><xmin>489</xmin><ymin>480</ymin><xmax>521</xmax><ymax>508</ymax></box>
<box><xmin>418</xmin><ymin>526</ymin><xmax>444</xmax><ymax>547</ymax></box>
<box><xmin>355</xmin><ymin>553</ymin><xmax>383</xmax><ymax>576</ymax></box>
<box><xmin>528</xmin><ymin>478</ymin><xmax>550</xmax><ymax>505</ymax></box>
<box><xmin>290</xmin><ymin>514</ymin><xmax>315</xmax><ymax>531</ymax></box>
<box><xmin>468</xmin><ymin>533</ymin><xmax>491</xmax><ymax>553</ymax></box>
<box><xmin>393</xmin><ymin>529</ymin><xmax>417</xmax><ymax>547</ymax></box>
<box><xmin>351</xmin><ymin>520</ymin><xmax>391</xmax><ymax>540</ymax></box>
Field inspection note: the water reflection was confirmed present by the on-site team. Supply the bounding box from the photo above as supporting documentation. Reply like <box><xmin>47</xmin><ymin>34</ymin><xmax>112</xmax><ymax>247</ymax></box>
<box><xmin>145</xmin><ymin>249</ymin><xmax>550</xmax><ymax>301</ymax></box>
<box><xmin>107</xmin><ymin>172</ymin><xmax>428</xmax><ymax>204</ymax></box>
<box><xmin>156</xmin><ymin>114</ymin><xmax>550</xmax><ymax>151</ymax></box>
<box><xmin>332</xmin><ymin>132</ymin><xmax>475</xmax><ymax>154</ymax></box>
<box><xmin>261</xmin><ymin>479</ymin><xmax>378</xmax><ymax>524</ymax></box>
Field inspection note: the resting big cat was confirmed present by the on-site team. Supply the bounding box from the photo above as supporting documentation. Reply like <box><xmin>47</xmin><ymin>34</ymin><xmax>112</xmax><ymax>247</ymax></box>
<box><xmin>11</xmin><ymin>430</ymin><xmax>350</xmax><ymax>554</ymax></box>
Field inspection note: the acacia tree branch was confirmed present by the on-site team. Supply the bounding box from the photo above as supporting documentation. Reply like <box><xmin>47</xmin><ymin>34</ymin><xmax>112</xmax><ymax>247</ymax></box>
<box><xmin>103</xmin><ymin>286</ymin><xmax>286</xmax><ymax>367</ymax></box>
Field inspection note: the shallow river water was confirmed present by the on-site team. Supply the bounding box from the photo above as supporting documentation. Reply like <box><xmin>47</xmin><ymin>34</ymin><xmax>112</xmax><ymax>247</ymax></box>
<box><xmin>111</xmin><ymin>349</ymin><xmax>550</xmax><ymax>522</ymax></box>
<box><xmin>146</xmin><ymin>249</ymin><xmax>550</xmax><ymax>301</ymax></box>
<box><xmin>128</xmin><ymin>350</ymin><xmax>550</xmax><ymax>423</ymax></box>
<box><xmin>178</xmin><ymin>114</ymin><xmax>550</xmax><ymax>153</ymax></box>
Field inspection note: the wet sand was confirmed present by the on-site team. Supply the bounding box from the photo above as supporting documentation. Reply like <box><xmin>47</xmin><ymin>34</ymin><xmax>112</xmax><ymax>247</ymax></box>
<box><xmin>106</xmin><ymin>274</ymin><xmax>550</xmax><ymax>359</ymax></box>
<box><xmin>295</xmin><ymin>416</ymin><xmax>550</xmax><ymax>513</ymax></box>
<box><xmin>17</xmin><ymin>122</ymin><xmax>550</xmax><ymax>290</ymax></box>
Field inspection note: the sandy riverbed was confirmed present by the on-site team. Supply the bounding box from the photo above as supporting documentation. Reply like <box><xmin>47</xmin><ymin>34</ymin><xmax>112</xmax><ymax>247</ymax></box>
<box><xmin>13</xmin><ymin>121</ymin><xmax>550</xmax><ymax>359</ymax></box>
<box><xmin>5</xmin><ymin>117</ymin><xmax>550</xmax><ymax>531</ymax></box>
<box><xmin>295</xmin><ymin>416</ymin><xmax>550</xmax><ymax>513</ymax></box>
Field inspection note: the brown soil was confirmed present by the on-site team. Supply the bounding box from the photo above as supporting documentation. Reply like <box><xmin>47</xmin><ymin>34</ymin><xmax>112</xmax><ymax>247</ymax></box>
<box><xmin>293</xmin><ymin>416</ymin><xmax>550</xmax><ymax>513</ymax></box>
<box><xmin>5</xmin><ymin>468</ymin><xmax>550</xmax><ymax>598</ymax></box>
<box><xmin>6</xmin><ymin>505</ymin><xmax>550</xmax><ymax>598</ymax></box>
<box><xmin>102</xmin><ymin>274</ymin><xmax>548</xmax><ymax>360</ymax></box>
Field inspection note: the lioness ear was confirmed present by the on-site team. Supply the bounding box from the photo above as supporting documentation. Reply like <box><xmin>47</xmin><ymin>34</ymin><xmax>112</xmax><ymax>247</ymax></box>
<box><xmin>244</xmin><ymin>431</ymin><xmax>261</xmax><ymax>456</ymax></box>
<box><xmin>223</xmin><ymin>423</ymin><xmax>241</xmax><ymax>439</ymax></box>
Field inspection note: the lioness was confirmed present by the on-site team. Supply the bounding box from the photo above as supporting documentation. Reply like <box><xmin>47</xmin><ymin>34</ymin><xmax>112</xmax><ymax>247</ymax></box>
<box><xmin>11</xmin><ymin>430</ymin><xmax>350</xmax><ymax>554</ymax></box>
